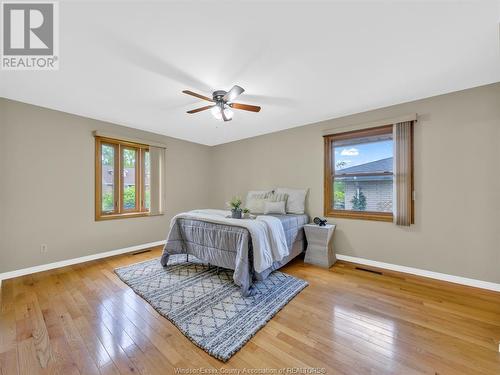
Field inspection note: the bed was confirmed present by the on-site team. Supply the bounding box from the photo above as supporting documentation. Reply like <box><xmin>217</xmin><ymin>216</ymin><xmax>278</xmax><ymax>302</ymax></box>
<box><xmin>161</xmin><ymin>210</ymin><xmax>309</xmax><ymax>296</ymax></box>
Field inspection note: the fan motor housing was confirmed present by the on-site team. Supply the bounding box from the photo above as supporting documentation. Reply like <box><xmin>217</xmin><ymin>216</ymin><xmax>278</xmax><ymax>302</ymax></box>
<box><xmin>212</xmin><ymin>90</ymin><xmax>227</xmax><ymax>101</ymax></box>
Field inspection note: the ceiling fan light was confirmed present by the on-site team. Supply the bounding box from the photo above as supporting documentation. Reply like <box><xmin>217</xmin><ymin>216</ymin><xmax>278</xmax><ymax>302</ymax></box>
<box><xmin>223</xmin><ymin>107</ymin><xmax>233</xmax><ymax>120</ymax></box>
<box><xmin>211</xmin><ymin>105</ymin><xmax>222</xmax><ymax>120</ymax></box>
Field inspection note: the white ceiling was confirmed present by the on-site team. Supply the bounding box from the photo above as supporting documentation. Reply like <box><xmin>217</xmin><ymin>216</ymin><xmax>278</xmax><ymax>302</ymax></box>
<box><xmin>1</xmin><ymin>1</ymin><xmax>499</xmax><ymax>146</ymax></box>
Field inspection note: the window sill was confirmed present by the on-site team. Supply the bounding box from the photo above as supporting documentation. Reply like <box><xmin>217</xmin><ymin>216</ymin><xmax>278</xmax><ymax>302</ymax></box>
<box><xmin>324</xmin><ymin>210</ymin><xmax>393</xmax><ymax>222</ymax></box>
<box><xmin>95</xmin><ymin>212</ymin><xmax>151</xmax><ymax>221</ymax></box>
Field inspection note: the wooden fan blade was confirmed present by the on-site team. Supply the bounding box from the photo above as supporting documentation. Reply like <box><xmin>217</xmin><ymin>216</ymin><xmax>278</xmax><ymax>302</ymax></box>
<box><xmin>182</xmin><ymin>90</ymin><xmax>214</xmax><ymax>102</ymax></box>
<box><xmin>223</xmin><ymin>85</ymin><xmax>244</xmax><ymax>102</ymax></box>
<box><xmin>186</xmin><ymin>105</ymin><xmax>214</xmax><ymax>114</ymax></box>
<box><xmin>229</xmin><ymin>102</ymin><xmax>261</xmax><ymax>112</ymax></box>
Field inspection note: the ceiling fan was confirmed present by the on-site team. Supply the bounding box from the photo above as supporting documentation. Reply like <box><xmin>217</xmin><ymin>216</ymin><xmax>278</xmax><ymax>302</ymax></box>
<box><xmin>183</xmin><ymin>85</ymin><xmax>261</xmax><ymax>122</ymax></box>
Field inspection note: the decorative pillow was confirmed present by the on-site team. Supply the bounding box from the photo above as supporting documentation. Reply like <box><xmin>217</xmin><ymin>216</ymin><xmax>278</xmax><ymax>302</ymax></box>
<box><xmin>263</xmin><ymin>200</ymin><xmax>286</xmax><ymax>215</ymax></box>
<box><xmin>245</xmin><ymin>190</ymin><xmax>273</xmax><ymax>214</ymax></box>
<box><xmin>275</xmin><ymin>188</ymin><xmax>308</xmax><ymax>214</ymax></box>
<box><xmin>268</xmin><ymin>192</ymin><xmax>288</xmax><ymax>203</ymax></box>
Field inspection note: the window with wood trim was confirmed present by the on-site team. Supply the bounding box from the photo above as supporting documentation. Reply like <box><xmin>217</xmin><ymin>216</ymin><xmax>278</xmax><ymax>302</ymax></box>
<box><xmin>324</xmin><ymin>125</ymin><xmax>396</xmax><ymax>222</ymax></box>
<box><xmin>95</xmin><ymin>136</ymin><xmax>151</xmax><ymax>220</ymax></box>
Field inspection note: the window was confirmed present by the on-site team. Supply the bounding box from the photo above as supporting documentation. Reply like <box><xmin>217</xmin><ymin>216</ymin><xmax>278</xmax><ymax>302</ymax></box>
<box><xmin>95</xmin><ymin>136</ymin><xmax>151</xmax><ymax>220</ymax></box>
<box><xmin>324</xmin><ymin>125</ymin><xmax>395</xmax><ymax>222</ymax></box>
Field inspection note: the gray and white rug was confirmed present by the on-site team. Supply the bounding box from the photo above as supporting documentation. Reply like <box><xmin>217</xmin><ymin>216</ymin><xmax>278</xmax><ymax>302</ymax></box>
<box><xmin>114</xmin><ymin>254</ymin><xmax>308</xmax><ymax>362</ymax></box>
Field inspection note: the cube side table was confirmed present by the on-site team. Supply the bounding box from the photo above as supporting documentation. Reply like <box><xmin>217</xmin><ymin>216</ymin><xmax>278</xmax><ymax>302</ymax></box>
<box><xmin>304</xmin><ymin>224</ymin><xmax>336</xmax><ymax>268</ymax></box>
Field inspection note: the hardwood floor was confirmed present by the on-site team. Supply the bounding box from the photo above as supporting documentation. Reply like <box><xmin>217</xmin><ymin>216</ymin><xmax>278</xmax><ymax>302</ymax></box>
<box><xmin>1</xmin><ymin>246</ymin><xmax>499</xmax><ymax>374</ymax></box>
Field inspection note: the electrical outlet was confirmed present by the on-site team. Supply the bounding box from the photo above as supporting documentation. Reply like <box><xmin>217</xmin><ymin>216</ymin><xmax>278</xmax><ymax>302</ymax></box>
<box><xmin>40</xmin><ymin>244</ymin><xmax>48</xmax><ymax>254</ymax></box>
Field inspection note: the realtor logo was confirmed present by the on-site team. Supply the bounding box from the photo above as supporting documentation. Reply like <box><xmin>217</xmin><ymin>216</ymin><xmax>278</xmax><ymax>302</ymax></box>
<box><xmin>1</xmin><ymin>1</ymin><xmax>59</xmax><ymax>70</ymax></box>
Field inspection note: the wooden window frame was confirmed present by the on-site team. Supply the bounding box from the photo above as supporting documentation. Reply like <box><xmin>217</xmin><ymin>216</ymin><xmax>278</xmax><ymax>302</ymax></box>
<box><xmin>324</xmin><ymin>125</ymin><xmax>395</xmax><ymax>222</ymax></box>
<box><xmin>95</xmin><ymin>136</ymin><xmax>150</xmax><ymax>221</ymax></box>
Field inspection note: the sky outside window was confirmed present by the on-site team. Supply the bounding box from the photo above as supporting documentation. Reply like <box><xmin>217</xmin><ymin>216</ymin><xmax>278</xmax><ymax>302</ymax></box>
<box><xmin>334</xmin><ymin>139</ymin><xmax>393</xmax><ymax>171</ymax></box>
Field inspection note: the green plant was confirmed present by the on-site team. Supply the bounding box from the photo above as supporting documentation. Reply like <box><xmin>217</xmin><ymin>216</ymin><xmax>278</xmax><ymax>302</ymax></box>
<box><xmin>333</xmin><ymin>180</ymin><xmax>345</xmax><ymax>209</ymax></box>
<box><xmin>102</xmin><ymin>186</ymin><xmax>143</xmax><ymax>211</ymax></box>
<box><xmin>122</xmin><ymin>149</ymin><xmax>136</xmax><ymax>168</ymax></box>
<box><xmin>101</xmin><ymin>145</ymin><xmax>114</xmax><ymax>166</ymax></box>
<box><xmin>123</xmin><ymin>185</ymin><xmax>136</xmax><ymax>209</ymax></box>
<box><xmin>351</xmin><ymin>190</ymin><xmax>367</xmax><ymax>211</ymax></box>
<box><xmin>243</xmin><ymin>208</ymin><xmax>250</xmax><ymax>214</ymax></box>
<box><xmin>336</xmin><ymin>161</ymin><xmax>347</xmax><ymax>169</ymax></box>
<box><xmin>228</xmin><ymin>196</ymin><xmax>242</xmax><ymax>210</ymax></box>
<box><xmin>101</xmin><ymin>145</ymin><xmax>136</xmax><ymax>168</ymax></box>
<box><xmin>102</xmin><ymin>191</ymin><xmax>114</xmax><ymax>211</ymax></box>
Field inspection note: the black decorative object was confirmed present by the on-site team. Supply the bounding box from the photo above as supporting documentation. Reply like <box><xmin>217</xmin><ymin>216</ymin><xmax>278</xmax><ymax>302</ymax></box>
<box><xmin>313</xmin><ymin>217</ymin><xmax>328</xmax><ymax>226</ymax></box>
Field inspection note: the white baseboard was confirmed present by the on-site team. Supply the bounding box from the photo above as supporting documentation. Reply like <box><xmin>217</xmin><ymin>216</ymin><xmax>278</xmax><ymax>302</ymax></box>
<box><xmin>0</xmin><ymin>240</ymin><xmax>167</xmax><ymax>282</ymax></box>
<box><xmin>336</xmin><ymin>254</ymin><xmax>500</xmax><ymax>293</ymax></box>
<box><xmin>2</xmin><ymin>243</ymin><xmax>498</xmax><ymax>294</ymax></box>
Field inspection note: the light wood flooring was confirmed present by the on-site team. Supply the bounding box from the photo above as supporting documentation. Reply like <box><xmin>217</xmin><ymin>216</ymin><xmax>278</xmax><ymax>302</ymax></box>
<box><xmin>1</xmin><ymin>246</ymin><xmax>499</xmax><ymax>374</ymax></box>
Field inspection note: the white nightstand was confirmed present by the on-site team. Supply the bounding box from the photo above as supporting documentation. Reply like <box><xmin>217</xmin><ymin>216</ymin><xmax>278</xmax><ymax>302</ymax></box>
<box><xmin>304</xmin><ymin>224</ymin><xmax>336</xmax><ymax>268</ymax></box>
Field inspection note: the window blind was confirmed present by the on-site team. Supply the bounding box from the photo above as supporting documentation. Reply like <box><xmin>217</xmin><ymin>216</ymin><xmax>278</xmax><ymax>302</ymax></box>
<box><xmin>149</xmin><ymin>146</ymin><xmax>166</xmax><ymax>215</ymax></box>
<box><xmin>393</xmin><ymin>121</ymin><xmax>414</xmax><ymax>226</ymax></box>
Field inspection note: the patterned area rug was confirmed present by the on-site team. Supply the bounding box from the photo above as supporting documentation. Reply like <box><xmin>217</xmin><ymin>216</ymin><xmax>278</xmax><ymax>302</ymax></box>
<box><xmin>114</xmin><ymin>254</ymin><xmax>308</xmax><ymax>362</ymax></box>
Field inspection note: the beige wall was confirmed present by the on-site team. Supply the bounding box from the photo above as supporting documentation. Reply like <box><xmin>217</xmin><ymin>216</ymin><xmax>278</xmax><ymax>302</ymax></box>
<box><xmin>2</xmin><ymin>83</ymin><xmax>499</xmax><ymax>283</ymax></box>
<box><xmin>210</xmin><ymin>83</ymin><xmax>500</xmax><ymax>284</ymax></box>
<box><xmin>0</xmin><ymin>98</ymin><xmax>212</xmax><ymax>273</ymax></box>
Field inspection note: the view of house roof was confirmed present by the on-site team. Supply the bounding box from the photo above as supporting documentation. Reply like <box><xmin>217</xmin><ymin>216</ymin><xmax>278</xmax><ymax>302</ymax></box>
<box><xmin>338</xmin><ymin>157</ymin><xmax>393</xmax><ymax>174</ymax></box>
<box><xmin>102</xmin><ymin>166</ymin><xmax>138</xmax><ymax>185</ymax></box>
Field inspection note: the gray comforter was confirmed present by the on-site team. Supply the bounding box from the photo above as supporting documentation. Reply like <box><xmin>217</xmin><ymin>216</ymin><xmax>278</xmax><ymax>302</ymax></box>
<box><xmin>161</xmin><ymin>214</ymin><xmax>308</xmax><ymax>296</ymax></box>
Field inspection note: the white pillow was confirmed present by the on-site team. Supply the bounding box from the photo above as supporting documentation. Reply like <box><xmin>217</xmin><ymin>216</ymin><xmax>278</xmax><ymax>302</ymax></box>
<box><xmin>246</xmin><ymin>197</ymin><xmax>267</xmax><ymax>214</ymax></box>
<box><xmin>245</xmin><ymin>190</ymin><xmax>272</xmax><ymax>214</ymax></box>
<box><xmin>268</xmin><ymin>192</ymin><xmax>288</xmax><ymax>203</ymax></box>
<box><xmin>263</xmin><ymin>200</ymin><xmax>286</xmax><ymax>215</ymax></box>
<box><xmin>275</xmin><ymin>188</ymin><xmax>308</xmax><ymax>214</ymax></box>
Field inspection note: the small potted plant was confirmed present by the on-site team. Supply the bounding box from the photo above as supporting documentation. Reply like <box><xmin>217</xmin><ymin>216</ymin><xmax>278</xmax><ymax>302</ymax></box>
<box><xmin>228</xmin><ymin>196</ymin><xmax>243</xmax><ymax>219</ymax></box>
<box><xmin>242</xmin><ymin>208</ymin><xmax>251</xmax><ymax>219</ymax></box>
